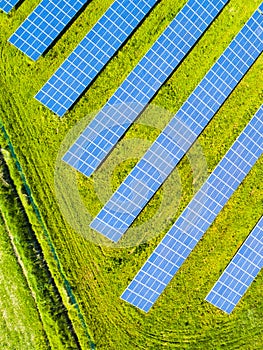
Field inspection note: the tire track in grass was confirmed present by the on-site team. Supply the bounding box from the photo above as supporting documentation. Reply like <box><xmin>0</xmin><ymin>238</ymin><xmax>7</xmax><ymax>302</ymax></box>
<box><xmin>0</xmin><ymin>121</ymin><xmax>96</xmax><ymax>350</ymax></box>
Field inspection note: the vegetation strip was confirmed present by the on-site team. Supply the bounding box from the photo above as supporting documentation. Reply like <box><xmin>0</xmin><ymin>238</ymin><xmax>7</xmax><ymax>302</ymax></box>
<box><xmin>0</xmin><ymin>123</ymin><xmax>95</xmax><ymax>349</ymax></box>
<box><xmin>0</xmin><ymin>212</ymin><xmax>49</xmax><ymax>350</ymax></box>
<box><xmin>0</xmin><ymin>210</ymin><xmax>50</xmax><ymax>349</ymax></box>
<box><xmin>0</xmin><ymin>150</ymin><xmax>83</xmax><ymax>349</ymax></box>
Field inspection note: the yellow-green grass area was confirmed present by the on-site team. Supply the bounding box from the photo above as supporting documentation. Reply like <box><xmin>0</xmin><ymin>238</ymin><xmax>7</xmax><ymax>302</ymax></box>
<box><xmin>0</xmin><ymin>0</ymin><xmax>263</xmax><ymax>349</ymax></box>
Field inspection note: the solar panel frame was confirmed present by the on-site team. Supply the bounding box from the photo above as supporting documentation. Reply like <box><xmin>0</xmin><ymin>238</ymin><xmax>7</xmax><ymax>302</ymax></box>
<box><xmin>121</xmin><ymin>104</ymin><xmax>263</xmax><ymax>312</ymax></box>
<box><xmin>0</xmin><ymin>0</ymin><xmax>20</xmax><ymax>13</ymax></box>
<box><xmin>63</xmin><ymin>0</ymin><xmax>229</xmax><ymax>175</ymax></box>
<box><xmin>206</xmin><ymin>216</ymin><xmax>263</xmax><ymax>314</ymax></box>
<box><xmin>35</xmin><ymin>0</ymin><xmax>159</xmax><ymax>116</ymax></box>
<box><xmin>90</xmin><ymin>5</ymin><xmax>263</xmax><ymax>243</ymax></box>
<box><xmin>8</xmin><ymin>0</ymin><xmax>89</xmax><ymax>61</ymax></box>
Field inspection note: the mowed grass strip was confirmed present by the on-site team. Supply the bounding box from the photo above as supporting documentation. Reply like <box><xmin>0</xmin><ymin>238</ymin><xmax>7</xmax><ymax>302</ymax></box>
<box><xmin>0</xmin><ymin>0</ymin><xmax>262</xmax><ymax>349</ymax></box>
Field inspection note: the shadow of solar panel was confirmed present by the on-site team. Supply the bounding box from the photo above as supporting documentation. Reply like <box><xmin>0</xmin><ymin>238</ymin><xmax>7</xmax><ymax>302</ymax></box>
<box><xmin>90</xmin><ymin>5</ymin><xmax>263</xmax><ymax>243</ymax></box>
<box><xmin>206</xmin><ymin>215</ymin><xmax>263</xmax><ymax>314</ymax></box>
<box><xmin>121</xmin><ymin>104</ymin><xmax>263</xmax><ymax>312</ymax></box>
<box><xmin>35</xmin><ymin>0</ymin><xmax>158</xmax><ymax>116</ymax></box>
<box><xmin>0</xmin><ymin>0</ymin><xmax>20</xmax><ymax>13</ymax></box>
<box><xmin>63</xmin><ymin>0</ymin><xmax>229</xmax><ymax>176</ymax></box>
<box><xmin>8</xmin><ymin>0</ymin><xmax>89</xmax><ymax>61</ymax></box>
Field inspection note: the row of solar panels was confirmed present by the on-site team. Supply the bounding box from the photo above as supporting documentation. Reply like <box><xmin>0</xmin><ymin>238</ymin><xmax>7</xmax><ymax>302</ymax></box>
<box><xmin>122</xmin><ymin>105</ymin><xmax>263</xmax><ymax>312</ymax></box>
<box><xmin>64</xmin><ymin>0</ymin><xmax>230</xmax><ymax>174</ymax></box>
<box><xmin>66</xmin><ymin>1</ymin><xmax>262</xmax><ymax>314</ymax></box>
<box><xmin>89</xmin><ymin>7</ymin><xmax>263</xmax><ymax>241</ymax></box>
<box><xmin>0</xmin><ymin>0</ymin><xmax>20</xmax><ymax>13</ymax></box>
<box><xmin>206</xmin><ymin>215</ymin><xmax>263</xmax><ymax>314</ymax></box>
<box><xmin>79</xmin><ymin>3</ymin><xmax>262</xmax><ymax>313</ymax></box>
<box><xmin>2</xmin><ymin>0</ymin><xmax>227</xmax><ymax>116</ymax></box>
<box><xmin>2</xmin><ymin>0</ymin><xmax>220</xmax><ymax>118</ymax></box>
<box><xmin>2</xmin><ymin>0</ymin><xmax>159</xmax><ymax>112</ymax></box>
<box><xmin>2</xmin><ymin>0</ymin><xmax>262</xmax><ymax>314</ymax></box>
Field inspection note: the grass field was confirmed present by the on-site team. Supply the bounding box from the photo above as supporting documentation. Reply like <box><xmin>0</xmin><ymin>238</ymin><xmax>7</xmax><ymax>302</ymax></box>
<box><xmin>0</xmin><ymin>0</ymin><xmax>262</xmax><ymax>349</ymax></box>
<box><xmin>0</xmin><ymin>151</ymin><xmax>85</xmax><ymax>349</ymax></box>
<box><xmin>0</xmin><ymin>213</ymin><xmax>49</xmax><ymax>350</ymax></box>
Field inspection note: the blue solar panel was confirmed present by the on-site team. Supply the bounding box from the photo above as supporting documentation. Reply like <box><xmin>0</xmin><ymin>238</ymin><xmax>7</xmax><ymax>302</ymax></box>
<box><xmin>0</xmin><ymin>0</ymin><xmax>20</xmax><ymax>13</ymax></box>
<box><xmin>63</xmin><ymin>0</ymin><xmax>229</xmax><ymax>175</ymax></box>
<box><xmin>90</xmin><ymin>5</ymin><xmax>263</xmax><ymax>243</ymax></box>
<box><xmin>8</xmin><ymin>0</ymin><xmax>88</xmax><ymax>61</ymax></box>
<box><xmin>206</xmin><ymin>215</ymin><xmax>263</xmax><ymax>314</ymax></box>
<box><xmin>35</xmin><ymin>0</ymin><xmax>158</xmax><ymax>116</ymax></box>
<box><xmin>121</xmin><ymin>104</ymin><xmax>263</xmax><ymax>312</ymax></box>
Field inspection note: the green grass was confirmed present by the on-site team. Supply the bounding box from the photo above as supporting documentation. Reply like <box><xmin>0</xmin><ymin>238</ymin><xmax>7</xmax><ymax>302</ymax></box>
<box><xmin>0</xmin><ymin>151</ymin><xmax>84</xmax><ymax>349</ymax></box>
<box><xmin>0</xmin><ymin>214</ymin><xmax>49</xmax><ymax>350</ymax></box>
<box><xmin>0</xmin><ymin>164</ymin><xmax>49</xmax><ymax>350</ymax></box>
<box><xmin>0</xmin><ymin>0</ymin><xmax>263</xmax><ymax>349</ymax></box>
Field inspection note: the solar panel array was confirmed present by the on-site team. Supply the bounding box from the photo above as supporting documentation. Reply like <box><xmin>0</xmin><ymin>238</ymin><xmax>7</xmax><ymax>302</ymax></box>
<box><xmin>206</xmin><ymin>215</ymin><xmax>263</xmax><ymax>314</ymax></box>
<box><xmin>121</xmin><ymin>105</ymin><xmax>263</xmax><ymax>312</ymax></box>
<box><xmin>0</xmin><ymin>0</ymin><xmax>20</xmax><ymax>13</ymax></box>
<box><xmin>62</xmin><ymin>0</ymin><xmax>229</xmax><ymax>176</ymax></box>
<box><xmin>90</xmin><ymin>6</ymin><xmax>263</xmax><ymax>243</ymax></box>
<box><xmin>8</xmin><ymin>0</ymin><xmax>88</xmax><ymax>61</ymax></box>
<box><xmin>35</xmin><ymin>0</ymin><xmax>158</xmax><ymax>116</ymax></box>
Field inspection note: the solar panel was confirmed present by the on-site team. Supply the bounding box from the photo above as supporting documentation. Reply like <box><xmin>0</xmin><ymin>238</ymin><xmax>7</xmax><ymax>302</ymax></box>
<box><xmin>63</xmin><ymin>0</ymin><xmax>229</xmax><ymax>176</ymax></box>
<box><xmin>0</xmin><ymin>0</ymin><xmax>20</xmax><ymax>13</ymax></box>
<box><xmin>121</xmin><ymin>104</ymin><xmax>263</xmax><ymax>312</ymax></box>
<box><xmin>90</xmin><ymin>5</ymin><xmax>263</xmax><ymax>243</ymax></box>
<box><xmin>206</xmin><ymin>216</ymin><xmax>263</xmax><ymax>314</ymax></box>
<box><xmin>35</xmin><ymin>0</ymin><xmax>158</xmax><ymax>116</ymax></box>
<box><xmin>8</xmin><ymin>0</ymin><xmax>89</xmax><ymax>61</ymax></box>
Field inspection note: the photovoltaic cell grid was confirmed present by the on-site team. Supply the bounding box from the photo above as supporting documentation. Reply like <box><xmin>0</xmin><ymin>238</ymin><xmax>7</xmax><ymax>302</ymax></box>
<box><xmin>90</xmin><ymin>5</ymin><xmax>263</xmax><ymax>243</ymax></box>
<box><xmin>8</xmin><ymin>0</ymin><xmax>88</xmax><ymax>61</ymax></box>
<box><xmin>0</xmin><ymin>0</ymin><xmax>19</xmax><ymax>13</ymax></box>
<box><xmin>35</xmin><ymin>0</ymin><xmax>158</xmax><ymax>116</ymax></box>
<box><xmin>206</xmin><ymin>216</ymin><xmax>263</xmax><ymax>314</ymax></box>
<box><xmin>121</xmin><ymin>104</ymin><xmax>263</xmax><ymax>312</ymax></box>
<box><xmin>63</xmin><ymin>0</ymin><xmax>229</xmax><ymax>176</ymax></box>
